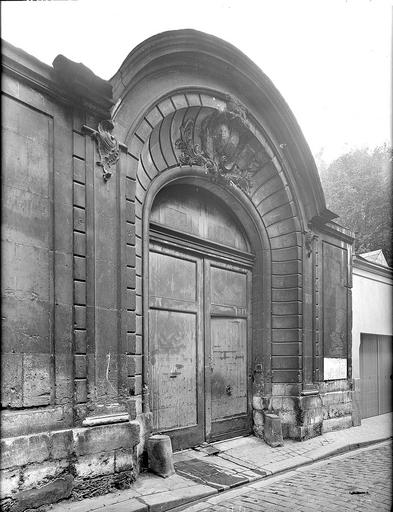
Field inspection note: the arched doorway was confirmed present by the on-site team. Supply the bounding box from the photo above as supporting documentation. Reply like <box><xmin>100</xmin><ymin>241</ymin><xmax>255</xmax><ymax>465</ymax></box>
<box><xmin>148</xmin><ymin>183</ymin><xmax>254</xmax><ymax>450</ymax></box>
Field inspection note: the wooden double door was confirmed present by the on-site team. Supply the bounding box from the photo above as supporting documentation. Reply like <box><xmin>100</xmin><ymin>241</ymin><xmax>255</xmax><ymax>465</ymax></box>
<box><xmin>149</xmin><ymin>242</ymin><xmax>252</xmax><ymax>450</ymax></box>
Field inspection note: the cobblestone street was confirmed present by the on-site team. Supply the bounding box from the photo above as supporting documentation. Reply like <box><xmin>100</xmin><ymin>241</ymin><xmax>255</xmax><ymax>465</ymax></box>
<box><xmin>181</xmin><ymin>441</ymin><xmax>392</xmax><ymax>512</ymax></box>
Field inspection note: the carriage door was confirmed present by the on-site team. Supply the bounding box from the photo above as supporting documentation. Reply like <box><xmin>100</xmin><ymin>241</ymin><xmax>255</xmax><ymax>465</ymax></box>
<box><xmin>148</xmin><ymin>184</ymin><xmax>253</xmax><ymax>450</ymax></box>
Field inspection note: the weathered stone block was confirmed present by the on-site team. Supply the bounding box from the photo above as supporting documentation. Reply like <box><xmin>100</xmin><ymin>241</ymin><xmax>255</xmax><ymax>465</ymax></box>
<box><xmin>1</xmin><ymin>433</ymin><xmax>50</xmax><ymax>469</ymax></box>
<box><xmin>128</xmin><ymin>355</ymin><xmax>142</xmax><ymax>376</ymax></box>
<box><xmin>253</xmin><ymin>410</ymin><xmax>264</xmax><ymax>428</ymax></box>
<box><xmin>126</xmin><ymin>223</ymin><xmax>136</xmax><ymax>245</ymax></box>
<box><xmin>126</xmin><ymin>268</ymin><xmax>136</xmax><ymax>289</ymax></box>
<box><xmin>21</xmin><ymin>459</ymin><xmax>68</xmax><ymax>490</ymax></box>
<box><xmin>51</xmin><ymin>430</ymin><xmax>73</xmax><ymax>460</ymax></box>
<box><xmin>73</xmin><ymin>132</ymin><xmax>85</xmax><ymax>159</ymax></box>
<box><xmin>73</xmin><ymin>182</ymin><xmax>85</xmax><ymax>208</ymax></box>
<box><xmin>322</xmin><ymin>415</ymin><xmax>353</xmax><ymax>433</ymax></box>
<box><xmin>323</xmin><ymin>401</ymin><xmax>353</xmax><ymax>420</ymax></box>
<box><xmin>351</xmin><ymin>379</ymin><xmax>361</xmax><ymax>427</ymax></box>
<box><xmin>73</xmin><ymin>156</ymin><xmax>85</xmax><ymax>183</ymax></box>
<box><xmin>2</xmin><ymin>295</ymin><xmax>50</xmax><ymax>354</ymax></box>
<box><xmin>73</xmin><ymin>423</ymin><xmax>140</xmax><ymax>456</ymax></box>
<box><xmin>126</xmin><ymin>311</ymin><xmax>136</xmax><ymax>333</ymax></box>
<box><xmin>263</xmin><ymin>413</ymin><xmax>283</xmax><ymax>447</ymax></box>
<box><xmin>74</xmin><ymin>329</ymin><xmax>87</xmax><ymax>353</ymax></box>
<box><xmin>74</xmin><ymin>281</ymin><xmax>86</xmax><ymax>305</ymax></box>
<box><xmin>73</xmin><ymin>232</ymin><xmax>86</xmax><ymax>257</ymax></box>
<box><xmin>126</xmin><ymin>245</ymin><xmax>136</xmax><ymax>266</ymax></box>
<box><xmin>73</xmin><ymin>206</ymin><xmax>86</xmax><ymax>233</ymax></box>
<box><xmin>272</xmin><ymin>329</ymin><xmax>301</xmax><ymax>343</ymax></box>
<box><xmin>0</xmin><ymin>468</ymin><xmax>20</xmax><ymax>497</ymax></box>
<box><xmin>1</xmin><ymin>407</ymin><xmax>65</xmax><ymax>438</ymax></box>
<box><xmin>74</xmin><ymin>354</ymin><xmax>87</xmax><ymax>379</ymax></box>
<box><xmin>22</xmin><ymin>354</ymin><xmax>51</xmax><ymax>407</ymax></box>
<box><xmin>272</xmin><ymin>369</ymin><xmax>299</xmax><ymax>383</ymax></box>
<box><xmin>115</xmin><ymin>449</ymin><xmax>134</xmax><ymax>473</ymax></box>
<box><xmin>1</xmin><ymin>353</ymin><xmax>23</xmax><ymax>408</ymax></box>
<box><xmin>272</xmin><ymin>315</ymin><xmax>301</xmax><ymax>329</ymax></box>
<box><xmin>321</xmin><ymin>390</ymin><xmax>352</xmax><ymax>406</ymax></box>
<box><xmin>252</xmin><ymin>396</ymin><xmax>263</xmax><ymax>411</ymax></box>
<box><xmin>126</xmin><ymin>199</ymin><xmax>136</xmax><ymax>224</ymax></box>
<box><xmin>135</xmin><ymin>315</ymin><xmax>143</xmax><ymax>336</ymax></box>
<box><xmin>126</xmin><ymin>396</ymin><xmax>143</xmax><ymax>419</ymax></box>
<box><xmin>126</xmin><ymin>289</ymin><xmax>136</xmax><ymax>310</ymax></box>
<box><xmin>74</xmin><ymin>379</ymin><xmax>87</xmax><ymax>404</ymax></box>
<box><xmin>272</xmin><ymin>356</ymin><xmax>299</xmax><ymax>370</ymax></box>
<box><xmin>73</xmin><ymin>256</ymin><xmax>86</xmax><ymax>280</ymax></box>
<box><xmin>74</xmin><ymin>452</ymin><xmax>115</xmax><ymax>479</ymax></box>
<box><xmin>74</xmin><ymin>305</ymin><xmax>86</xmax><ymax>329</ymax></box>
<box><xmin>54</xmin><ymin>354</ymin><xmax>73</xmax><ymax>406</ymax></box>
<box><xmin>128</xmin><ymin>376</ymin><xmax>142</xmax><ymax>396</ymax></box>
<box><xmin>13</xmin><ymin>474</ymin><xmax>73</xmax><ymax>512</ymax></box>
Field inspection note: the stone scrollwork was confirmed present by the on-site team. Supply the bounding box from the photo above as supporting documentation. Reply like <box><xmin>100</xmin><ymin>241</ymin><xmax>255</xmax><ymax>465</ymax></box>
<box><xmin>175</xmin><ymin>96</ymin><xmax>264</xmax><ymax>194</ymax></box>
<box><xmin>305</xmin><ymin>229</ymin><xmax>318</xmax><ymax>257</ymax></box>
<box><xmin>95</xmin><ymin>120</ymin><xmax>120</xmax><ymax>181</ymax></box>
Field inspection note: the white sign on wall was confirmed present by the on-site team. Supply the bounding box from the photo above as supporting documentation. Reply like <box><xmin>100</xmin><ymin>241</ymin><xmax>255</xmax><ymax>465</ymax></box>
<box><xmin>324</xmin><ymin>358</ymin><xmax>347</xmax><ymax>380</ymax></box>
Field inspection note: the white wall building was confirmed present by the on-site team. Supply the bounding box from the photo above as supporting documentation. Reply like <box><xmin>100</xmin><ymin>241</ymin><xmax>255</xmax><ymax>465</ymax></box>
<box><xmin>352</xmin><ymin>250</ymin><xmax>392</xmax><ymax>420</ymax></box>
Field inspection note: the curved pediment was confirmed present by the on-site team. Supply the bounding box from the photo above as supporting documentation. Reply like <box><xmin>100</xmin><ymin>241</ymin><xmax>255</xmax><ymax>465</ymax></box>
<box><xmin>111</xmin><ymin>29</ymin><xmax>334</xmax><ymax>224</ymax></box>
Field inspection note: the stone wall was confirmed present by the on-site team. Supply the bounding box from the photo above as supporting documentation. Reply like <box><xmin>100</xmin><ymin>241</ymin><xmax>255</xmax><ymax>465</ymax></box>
<box><xmin>1</xmin><ymin>42</ymin><xmax>141</xmax><ymax>511</ymax></box>
<box><xmin>1</xmin><ymin>31</ymin><xmax>355</xmax><ymax>511</ymax></box>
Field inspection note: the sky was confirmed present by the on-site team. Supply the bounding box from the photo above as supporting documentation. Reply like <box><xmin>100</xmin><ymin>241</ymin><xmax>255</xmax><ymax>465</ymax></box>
<box><xmin>1</xmin><ymin>0</ymin><xmax>391</xmax><ymax>168</ymax></box>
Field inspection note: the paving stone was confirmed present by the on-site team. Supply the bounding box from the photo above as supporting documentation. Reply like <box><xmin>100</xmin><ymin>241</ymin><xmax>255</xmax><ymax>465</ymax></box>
<box><xmin>97</xmin><ymin>499</ymin><xmax>147</xmax><ymax>511</ymax></box>
<box><xmin>180</xmin><ymin>442</ymin><xmax>392</xmax><ymax>512</ymax></box>
<box><xmin>175</xmin><ymin>458</ymin><xmax>250</xmax><ymax>490</ymax></box>
<box><xmin>142</xmin><ymin>484</ymin><xmax>217</xmax><ymax>512</ymax></box>
<box><xmin>43</xmin><ymin>413</ymin><xmax>392</xmax><ymax>512</ymax></box>
<box><xmin>131</xmin><ymin>473</ymin><xmax>198</xmax><ymax>496</ymax></box>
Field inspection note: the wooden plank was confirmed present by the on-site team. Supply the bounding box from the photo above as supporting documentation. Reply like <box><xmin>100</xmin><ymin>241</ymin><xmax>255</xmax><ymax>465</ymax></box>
<box><xmin>149</xmin><ymin>251</ymin><xmax>196</xmax><ymax>303</ymax></box>
<box><xmin>360</xmin><ymin>334</ymin><xmax>378</xmax><ymax>418</ymax></box>
<box><xmin>377</xmin><ymin>335</ymin><xmax>392</xmax><ymax>414</ymax></box>
<box><xmin>210</xmin><ymin>266</ymin><xmax>247</xmax><ymax>308</ymax></box>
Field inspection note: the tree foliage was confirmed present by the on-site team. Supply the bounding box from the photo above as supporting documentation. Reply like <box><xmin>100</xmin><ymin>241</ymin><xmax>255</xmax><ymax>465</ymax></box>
<box><xmin>320</xmin><ymin>145</ymin><xmax>392</xmax><ymax>266</ymax></box>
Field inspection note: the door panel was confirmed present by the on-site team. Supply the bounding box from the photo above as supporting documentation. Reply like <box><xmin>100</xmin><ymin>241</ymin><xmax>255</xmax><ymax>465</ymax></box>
<box><xmin>149</xmin><ymin>247</ymin><xmax>204</xmax><ymax>450</ymax></box>
<box><xmin>149</xmin><ymin>250</ymin><xmax>196</xmax><ymax>302</ymax></box>
<box><xmin>211</xmin><ymin>317</ymin><xmax>248</xmax><ymax>419</ymax></box>
<box><xmin>210</xmin><ymin>266</ymin><xmax>247</xmax><ymax>309</ymax></box>
<box><xmin>150</xmin><ymin>309</ymin><xmax>198</xmax><ymax>430</ymax></box>
<box><xmin>206</xmin><ymin>261</ymin><xmax>251</xmax><ymax>441</ymax></box>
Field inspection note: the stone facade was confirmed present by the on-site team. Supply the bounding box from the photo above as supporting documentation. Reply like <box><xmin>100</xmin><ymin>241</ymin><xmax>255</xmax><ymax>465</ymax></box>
<box><xmin>1</xmin><ymin>30</ymin><xmax>355</xmax><ymax>510</ymax></box>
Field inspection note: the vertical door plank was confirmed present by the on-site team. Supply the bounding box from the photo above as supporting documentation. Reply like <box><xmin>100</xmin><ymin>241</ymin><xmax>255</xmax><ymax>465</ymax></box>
<box><xmin>360</xmin><ymin>334</ymin><xmax>378</xmax><ymax>418</ymax></box>
<box><xmin>377</xmin><ymin>335</ymin><xmax>392</xmax><ymax>415</ymax></box>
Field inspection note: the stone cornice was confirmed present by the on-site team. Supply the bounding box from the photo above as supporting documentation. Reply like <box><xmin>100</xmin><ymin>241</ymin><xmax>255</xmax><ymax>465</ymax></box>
<box><xmin>311</xmin><ymin>218</ymin><xmax>355</xmax><ymax>244</ymax></box>
<box><xmin>2</xmin><ymin>39</ymin><xmax>113</xmax><ymax>118</ymax></box>
<box><xmin>353</xmin><ymin>255</ymin><xmax>393</xmax><ymax>280</ymax></box>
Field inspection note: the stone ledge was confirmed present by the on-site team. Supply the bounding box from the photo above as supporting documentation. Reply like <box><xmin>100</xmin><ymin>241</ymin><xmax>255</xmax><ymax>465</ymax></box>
<box><xmin>322</xmin><ymin>415</ymin><xmax>353</xmax><ymax>434</ymax></box>
<box><xmin>1</xmin><ymin>422</ymin><xmax>140</xmax><ymax>470</ymax></box>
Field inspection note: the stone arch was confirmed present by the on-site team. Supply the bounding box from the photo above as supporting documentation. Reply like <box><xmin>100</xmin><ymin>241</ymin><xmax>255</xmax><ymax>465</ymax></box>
<box><xmin>117</xmin><ymin>89</ymin><xmax>305</xmax><ymax>400</ymax></box>
<box><xmin>110</xmin><ymin>30</ymin><xmax>337</xmax><ymax>438</ymax></box>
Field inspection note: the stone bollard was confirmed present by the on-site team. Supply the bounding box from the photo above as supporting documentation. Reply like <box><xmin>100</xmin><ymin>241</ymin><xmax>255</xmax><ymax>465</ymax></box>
<box><xmin>263</xmin><ymin>413</ymin><xmax>284</xmax><ymax>447</ymax></box>
<box><xmin>147</xmin><ymin>434</ymin><xmax>175</xmax><ymax>478</ymax></box>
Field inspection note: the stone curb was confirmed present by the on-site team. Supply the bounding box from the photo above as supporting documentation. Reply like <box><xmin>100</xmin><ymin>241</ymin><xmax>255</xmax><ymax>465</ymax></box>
<box><xmin>168</xmin><ymin>436</ymin><xmax>392</xmax><ymax>512</ymax></box>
